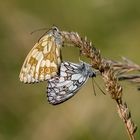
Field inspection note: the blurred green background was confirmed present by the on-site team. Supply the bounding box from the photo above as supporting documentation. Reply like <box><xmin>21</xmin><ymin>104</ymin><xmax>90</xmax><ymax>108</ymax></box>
<box><xmin>0</xmin><ymin>0</ymin><xmax>140</xmax><ymax>140</ymax></box>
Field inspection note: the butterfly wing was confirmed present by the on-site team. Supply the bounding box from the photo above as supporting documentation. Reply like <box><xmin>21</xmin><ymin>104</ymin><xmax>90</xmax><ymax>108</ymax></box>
<box><xmin>19</xmin><ymin>26</ymin><xmax>63</xmax><ymax>83</ymax></box>
<box><xmin>47</xmin><ymin>61</ymin><xmax>95</xmax><ymax>105</ymax></box>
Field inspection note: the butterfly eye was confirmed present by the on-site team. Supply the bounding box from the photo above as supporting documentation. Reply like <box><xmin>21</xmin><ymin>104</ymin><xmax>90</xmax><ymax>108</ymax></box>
<box><xmin>52</xmin><ymin>26</ymin><xmax>58</xmax><ymax>31</ymax></box>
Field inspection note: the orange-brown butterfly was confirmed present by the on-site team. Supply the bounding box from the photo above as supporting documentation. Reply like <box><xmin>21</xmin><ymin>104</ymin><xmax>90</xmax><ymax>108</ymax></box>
<box><xmin>19</xmin><ymin>26</ymin><xmax>63</xmax><ymax>83</ymax></box>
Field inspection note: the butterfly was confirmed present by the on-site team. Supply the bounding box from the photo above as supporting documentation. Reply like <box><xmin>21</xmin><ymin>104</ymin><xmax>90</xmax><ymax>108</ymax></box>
<box><xmin>47</xmin><ymin>61</ymin><xmax>96</xmax><ymax>105</ymax></box>
<box><xmin>19</xmin><ymin>26</ymin><xmax>63</xmax><ymax>83</ymax></box>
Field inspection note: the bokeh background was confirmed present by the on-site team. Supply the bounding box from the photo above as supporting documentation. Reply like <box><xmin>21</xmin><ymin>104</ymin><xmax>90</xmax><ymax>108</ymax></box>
<box><xmin>0</xmin><ymin>0</ymin><xmax>140</xmax><ymax>140</ymax></box>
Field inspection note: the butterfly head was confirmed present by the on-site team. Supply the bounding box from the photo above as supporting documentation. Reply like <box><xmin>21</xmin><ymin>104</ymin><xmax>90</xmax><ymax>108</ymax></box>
<box><xmin>81</xmin><ymin>62</ymin><xmax>96</xmax><ymax>78</ymax></box>
<box><xmin>48</xmin><ymin>26</ymin><xmax>63</xmax><ymax>46</ymax></box>
<box><xmin>51</xmin><ymin>26</ymin><xmax>59</xmax><ymax>32</ymax></box>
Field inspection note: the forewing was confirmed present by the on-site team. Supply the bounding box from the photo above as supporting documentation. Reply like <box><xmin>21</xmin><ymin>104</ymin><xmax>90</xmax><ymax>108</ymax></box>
<box><xmin>19</xmin><ymin>27</ymin><xmax>62</xmax><ymax>83</ymax></box>
<box><xmin>47</xmin><ymin>62</ymin><xmax>90</xmax><ymax>105</ymax></box>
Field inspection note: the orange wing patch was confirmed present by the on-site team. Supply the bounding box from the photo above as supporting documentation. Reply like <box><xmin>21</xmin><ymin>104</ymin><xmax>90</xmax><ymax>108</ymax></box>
<box><xmin>19</xmin><ymin>26</ymin><xmax>63</xmax><ymax>83</ymax></box>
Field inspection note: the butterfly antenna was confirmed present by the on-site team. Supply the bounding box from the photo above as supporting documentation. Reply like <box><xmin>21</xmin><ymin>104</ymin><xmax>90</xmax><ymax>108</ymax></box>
<box><xmin>30</xmin><ymin>27</ymin><xmax>48</xmax><ymax>35</ymax></box>
<box><xmin>93</xmin><ymin>78</ymin><xmax>106</xmax><ymax>95</ymax></box>
<box><xmin>91</xmin><ymin>78</ymin><xmax>96</xmax><ymax>96</ymax></box>
<box><xmin>30</xmin><ymin>27</ymin><xmax>51</xmax><ymax>42</ymax></box>
<box><xmin>78</xmin><ymin>50</ymin><xmax>82</xmax><ymax>62</ymax></box>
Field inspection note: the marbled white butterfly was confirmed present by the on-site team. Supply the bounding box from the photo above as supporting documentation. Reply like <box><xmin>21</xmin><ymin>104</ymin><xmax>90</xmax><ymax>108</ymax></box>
<box><xmin>19</xmin><ymin>26</ymin><xmax>63</xmax><ymax>83</ymax></box>
<box><xmin>47</xmin><ymin>61</ymin><xmax>96</xmax><ymax>105</ymax></box>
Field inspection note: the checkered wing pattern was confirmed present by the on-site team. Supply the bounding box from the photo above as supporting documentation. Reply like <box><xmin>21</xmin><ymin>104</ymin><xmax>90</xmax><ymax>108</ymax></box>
<box><xmin>19</xmin><ymin>26</ymin><xmax>63</xmax><ymax>83</ymax></box>
<box><xmin>47</xmin><ymin>61</ymin><xmax>96</xmax><ymax>105</ymax></box>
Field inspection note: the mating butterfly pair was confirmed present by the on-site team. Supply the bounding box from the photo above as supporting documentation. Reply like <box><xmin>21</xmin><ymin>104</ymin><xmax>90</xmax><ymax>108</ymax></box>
<box><xmin>19</xmin><ymin>26</ymin><xmax>96</xmax><ymax>105</ymax></box>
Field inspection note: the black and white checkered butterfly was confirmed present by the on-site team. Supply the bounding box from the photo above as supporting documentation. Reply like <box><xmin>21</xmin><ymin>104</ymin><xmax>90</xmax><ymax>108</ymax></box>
<box><xmin>47</xmin><ymin>61</ymin><xmax>96</xmax><ymax>105</ymax></box>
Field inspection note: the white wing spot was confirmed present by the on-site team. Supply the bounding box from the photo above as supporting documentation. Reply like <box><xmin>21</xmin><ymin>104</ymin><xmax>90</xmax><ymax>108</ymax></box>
<box><xmin>39</xmin><ymin>74</ymin><xmax>45</xmax><ymax>81</ymax></box>
<box><xmin>59</xmin><ymin>77</ymin><xmax>65</xmax><ymax>82</ymax></box>
<box><xmin>45</xmin><ymin>60</ymin><xmax>51</xmax><ymax>67</ymax></box>
<box><xmin>27</xmin><ymin>74</ymin><xmax>32</xmax><ymax>83</ymax></box>
<box><xmin>69</xmin><ymin>85</ymin><xmax>74</xmax><ymax>90</ymax></box>
<box><xmin>56</xmin><ymin>96</ymin><xmax>61</xmax><ymax>101</ymax></box>
<box><xmin>32</xmin><ymin>51</ymin><xmax>39</xmax><ymax>58</ymax></box>
<box><xmin>40</xmin><ymin>60</ymin><xmax>46</xmax><ymax>67</ymax></box>
<box><xmin>31</xmin><ymin>49</ymin><xmax>38</xmax><ymax>56</ymax></box>
<box><xmin>51</xmin><ymin>62</ymin><xmax>57</xmax><ymax>67</ymax></box>
<box><xmin>61</xmin><ymin>71</ymin><xmax>67</xmax><ymax>77</ymax></box>
<box><xmin>43</xmin><ymin>46</ymin><xmax>49</xmax><ymax>54</ymax></box>
<box><xmin>60</xmin><ymin>91</ymin><xmax>66</xmax><ymax>95</ymax></box>
<box><xmin>71</xmin><ymin>74</ymin><xmax>81</xmax><ymax>80</ymax></box>
<box><xmin>45</xmin><ymin>74</ymin><xmax>51</xmax><ymax>79</ymax></box>
<box><xmin>79</xmin><ymin>77</ymin><xmax>84</xmax><ymax>83</ymax></box>
<box><xmin>42</xmin><ymin>41</ymin><xmax>47</xmax><ymax>47</ymax></box>
<box><xmin>55</xmin><ymin>48</ymin><xmax>60</xmax><ymax>57</ymax></box>
<box><xmin>23</xmin><ymin>77</ymin><xmax>27</xmax><ymax>83</ymax></box>
<box><xmin>36</xmin><ymin>52</ymin><xmax>43</xmax><ymax>61</ymax></box>
<box><xmin>50</xmin><ymin>92</ymin><xmax>56</xmax><ymax>97</ymax></box>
